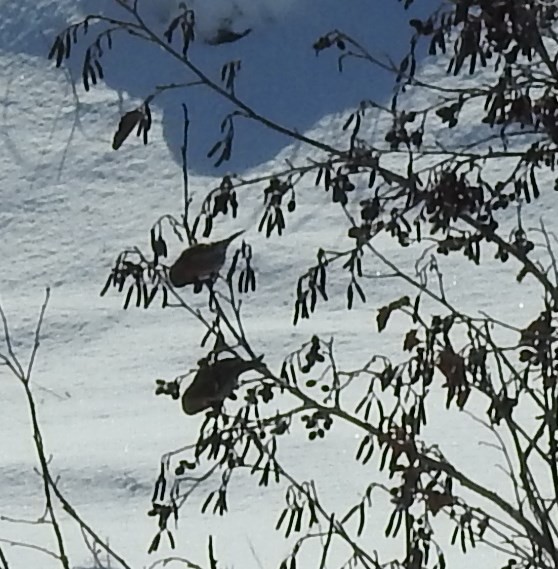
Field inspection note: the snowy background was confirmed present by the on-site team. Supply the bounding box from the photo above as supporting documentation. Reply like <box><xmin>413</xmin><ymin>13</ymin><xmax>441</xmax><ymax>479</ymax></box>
<box><xmin>0</xmin><ymin>0</ymin><xmax>553</xmax><ymax>568</ymax></box>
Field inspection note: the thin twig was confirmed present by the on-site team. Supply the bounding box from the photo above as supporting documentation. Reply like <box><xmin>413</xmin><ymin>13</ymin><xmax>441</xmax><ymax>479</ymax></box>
<box><xmin>0</xmin><ymin>300</ymin><xmax>24</xmax><ymax>378</ymax></box>
<box><xmin>181</xmin><ymin>104</ymin><xmax>194</xmax><ymax>245</ymax></box>
<box><xmin>25</xmin><ymin>287</ymin><xmax>50</xmax><ymax>383</ymax></box>
<box><xmin>17</xmin><ymin>289</ymin><xmax>70</xmax><ymax>569</ymax></box>
<box><xmin>0</xmin><ymin>546</ymin><xmax>9</xmax><ymax>569</ymax></box>
<box><xmin>0</xmin><ymin>538</ymin><xmax>59</xmax><ymax>561</ymax></box>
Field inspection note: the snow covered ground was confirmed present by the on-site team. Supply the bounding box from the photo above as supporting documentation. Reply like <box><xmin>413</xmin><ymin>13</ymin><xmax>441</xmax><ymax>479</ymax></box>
<box><xmin>0</xmin><ymin>1</ymin><xmax>553</xmax><ymax>568</ymax></box>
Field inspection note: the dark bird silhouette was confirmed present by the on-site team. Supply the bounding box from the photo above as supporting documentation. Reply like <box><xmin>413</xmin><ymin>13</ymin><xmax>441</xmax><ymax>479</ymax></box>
<box><xmin>205</xmin><ymin>27</ymin><xmax>252</xmax><ymax>45</ymax></box>
<box><xmin>169</xmin><ymin>230</ymin><xmax>244</xmax><ymax>288</ymax></box>
<box><xmin>182</xmin><ymin>355</ymin><xmax>265</xmax><ymax>415</ymax></box>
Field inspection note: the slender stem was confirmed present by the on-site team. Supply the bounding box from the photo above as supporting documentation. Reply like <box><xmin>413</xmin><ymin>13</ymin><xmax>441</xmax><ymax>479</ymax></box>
<box><xmin>0</xmin><ymin>538</ymin><xmax>59</xmax><ymax>562</ymax></box>
<box><xmin>46</xmin><ymin>477</ymin><xmax>134</xmax><ymax>569</ymax></box>
<box><xmin>0</xmin><ymin>300</ymin><xmax>24</xmax><ymax>378</ymax></box>
<box><xmin>0</xmin><ymin>546</ymin><xmax>9</xmax><ymax>569</ymax></box>
<box><xmin>25</xmin><ymin>288</ymin><xmax>50</xmax><ymax>383</ymax></box>
<box><xmin>18</xmin><ymin>289</ymin><xmax>70</xmax><ymax>569</ymax></box>
<box><xmin>181</xmin><ymin>104</ymin><xmax>194</xmax><ymax>245</ymax></box>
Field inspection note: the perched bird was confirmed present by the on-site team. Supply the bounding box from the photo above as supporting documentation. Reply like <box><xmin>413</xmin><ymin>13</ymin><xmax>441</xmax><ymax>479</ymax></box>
<box><xmin>168</xmin><ymin>230</ymin><xmax>244</xmax><ymax>288</ymax></box>
<box><xmin>182</xmin><ymin>355</ymin><xmax>265</xmax><ymax>415</ymax></box>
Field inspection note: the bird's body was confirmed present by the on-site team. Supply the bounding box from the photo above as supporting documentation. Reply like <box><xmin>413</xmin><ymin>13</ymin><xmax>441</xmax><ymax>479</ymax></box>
<box><xmin>182</xmin><ymin>356</ymin><xmax>264</xmax><ymax>415</ymax></box>
<box><xmin>169</xmin><ymin>230</ymin><xmax>244</xmax><ymax>288</ymax></box>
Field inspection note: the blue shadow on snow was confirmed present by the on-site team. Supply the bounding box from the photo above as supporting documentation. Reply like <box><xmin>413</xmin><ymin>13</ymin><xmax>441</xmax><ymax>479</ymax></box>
<box><xmin>0</xmin><ymin>0</ymin><xmax>441</xmax><ymax>175</ymax></box>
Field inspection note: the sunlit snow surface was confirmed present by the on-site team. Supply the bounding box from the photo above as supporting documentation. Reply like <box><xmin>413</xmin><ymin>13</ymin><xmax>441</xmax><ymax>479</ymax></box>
<box><xmin>0</xmin><ymin>1</ymin><xmax>553</xmax><ymax>568</ymax></box>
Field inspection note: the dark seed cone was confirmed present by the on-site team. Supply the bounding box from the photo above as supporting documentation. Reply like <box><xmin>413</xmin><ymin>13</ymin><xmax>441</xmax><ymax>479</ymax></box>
<box><xmin>182</xmin><ymin>355</ymin><xmax>265</xmax><ymax>415</ymax></box>
<box><xmin>169</xmin><ymin>230</ymin><xmax>244</xmax><ymax>288</ymax></box>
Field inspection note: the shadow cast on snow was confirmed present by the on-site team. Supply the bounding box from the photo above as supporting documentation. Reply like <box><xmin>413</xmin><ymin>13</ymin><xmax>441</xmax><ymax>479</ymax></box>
<box><xmin>1</xmin><ymin>0</ymin><xmax>440</xmax><ymax>175</ymax></box>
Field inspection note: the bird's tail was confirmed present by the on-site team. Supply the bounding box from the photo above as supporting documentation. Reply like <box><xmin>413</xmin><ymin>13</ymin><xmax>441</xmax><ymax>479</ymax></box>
<box><xmin>247</xmin><ymin>354</ymin><xmax>267</xmax><ymax>374</ymax></box>
<box><xmin>219</xmin><ymin>229</ymin><xmax>245</xmax><ymax>247</ymax></box>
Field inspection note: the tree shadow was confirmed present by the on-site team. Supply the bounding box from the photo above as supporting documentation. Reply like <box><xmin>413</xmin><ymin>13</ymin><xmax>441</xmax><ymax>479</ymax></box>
<box><xmin>1</xmin><ymin>0</ymin><xmax>441</xmax><ymax>175</ymax></box>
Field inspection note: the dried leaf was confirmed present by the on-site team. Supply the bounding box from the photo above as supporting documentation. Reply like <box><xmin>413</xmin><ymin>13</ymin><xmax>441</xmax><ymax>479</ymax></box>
<box><xmin>403</xmin><ymin>329</ymin><xmax>420</xmax><ymax>351</ymax></box>
<box><xmin>377</xmin><ymin>296</ymin><xmax>410</xmax><ymax>332</ymax></box>
<box><xmin>113</xmin><ymin>109</ymin><xmax>144</xmax><ymax>150</ymax></box>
